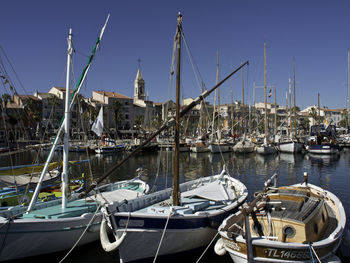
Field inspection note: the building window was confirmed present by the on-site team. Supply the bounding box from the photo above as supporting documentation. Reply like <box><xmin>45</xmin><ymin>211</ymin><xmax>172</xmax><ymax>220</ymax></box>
<box><xmin>125</xmin><ymin>101</ymin><xmax>129</xmax><ymax>106</ymax></box>
<box><xmin>125</xmin><ymin>114</ymin><xmax>129</xmax><ymax>120</ymax></box>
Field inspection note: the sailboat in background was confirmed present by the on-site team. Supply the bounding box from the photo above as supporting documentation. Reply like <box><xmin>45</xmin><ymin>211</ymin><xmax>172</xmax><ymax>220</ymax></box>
<box><xmin>209</xmin><ymin>52</ymin><xmax>231</xmax><ymax>153</ymax></box>
<box><xmin>100</xmin><ymin>13</ymin><xmax>248</xmax><ymax>262</ymax></box>
<box><xmin>0</xmin><ymin>18</ymin><xmax>149</xmax><ymax>262</ymax></box>
<box><xmin>191</xmin><ymin>82</ymin><xmax>210</xmax><ymax>152</ymax></box>
<box><xmin>276</xmin><ymin>57</ymin><xmax>303</xmax><ymax>153</ymax></box>
<box><xmin>92</xmin><ymin>106</ymin><xmax>125</xmax><ymax>154</ymax></box>
<box><xmin>232</xmin><ymin>62</ymin><xmax>255</xmax><ymax>154</ymax></box>
<box><xmin>256</xmin><ymin>42</ymin><xmax>276</xmax><ymax>155</ymax></box>
<box><xmin>307</xmin><ymin>93</ymin><xmax>340</xmax><ymax>154</ymax></box>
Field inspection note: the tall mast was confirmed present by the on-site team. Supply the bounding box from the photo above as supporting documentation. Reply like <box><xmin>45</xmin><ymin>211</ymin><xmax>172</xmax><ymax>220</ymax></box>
<box><xmin>348</xmin><ymin>50</ymin><xmax>350</xmax><ymax>128</ymax></box>
<box><xmin>217</xmin><ymin>51</ymin><xmax>221</xmax><ymax>141</ymax></box>
<box><xmin>274</xmin><ymin>86</ymin><xmax>277</xmax><ymax>135</ymax></box>
<box><xmin>62</xmin><ymin>28</ymin><xmax>73</xmax><ymax>210</ymax></box>
<box><xmin>318</xmin><ymin>93</ymin><xmax>320</xmax><ymax>135</ymax></box>
<box><xmin>231</xmin><ymin>77</ymin><xmax>234</xmax><ymax>136</ymax></box>
<box><xmin>242</xmin><ymin>62</ymin><xmax>245</xmax><ymax>136</ymax></box>
<box><xmin>264</xmin><ymin>42</ymin><xmax>267</xmax><ymax>139</ymax></box>
<box><xmin>286</xmin><ymin>90</ymin><xmax>288</xmax><ymax>137</ymax></box>
<box><xmin>293</xmin><ymin>57</ymin><xmax>296</xmax><ymax>138</ymax></box>
<box><xmin>289</xmin><ymin>78</ymin><xmax>292</xmax><ymax>136</ymax></box>
<box><xmin>172</xmin><ymin>13</ymin><xmax>182</xmax><ymax>206</ymax></box>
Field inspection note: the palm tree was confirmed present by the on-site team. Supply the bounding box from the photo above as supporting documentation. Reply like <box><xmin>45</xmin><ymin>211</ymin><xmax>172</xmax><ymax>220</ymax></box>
<box><xmin>110</xmin><ymin>100</ymin><xmax>124</xmax><ymax>139</ymax></box>
<box><xmin>309</xmin><ymin>107</ymin><xmax>319</xmax><ymax>125</ymax></box>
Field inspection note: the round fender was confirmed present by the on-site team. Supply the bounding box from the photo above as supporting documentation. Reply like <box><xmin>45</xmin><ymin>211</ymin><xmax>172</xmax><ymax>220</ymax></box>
<box><xmin>214</xmin><ymin>238</ymin><xmax>226</xmax><ymax>256</ymax></box>
<box><xmin>100</xmin><ymin>217</ymin><xmax>126</xmax><ymax>252</ymax></box>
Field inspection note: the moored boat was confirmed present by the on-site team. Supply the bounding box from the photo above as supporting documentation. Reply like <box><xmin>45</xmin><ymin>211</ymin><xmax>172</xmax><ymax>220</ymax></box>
<box><xmin>215</xmin><ymin>173</ymin><xmax>346</xmax><ymax>263</ymax></box>
<box><xmin>0</xmin><ymin>21</ymin><xmax>150</xmax><ymax>262</ymax></box>
<box><xmin>98</xmin><ymin>13</ymin><xmax>249</xmax><ymax>263</ymax></box>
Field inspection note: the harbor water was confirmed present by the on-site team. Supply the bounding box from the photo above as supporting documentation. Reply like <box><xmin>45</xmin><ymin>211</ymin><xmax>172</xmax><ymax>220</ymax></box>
<box><xmin>3</xmin><ymin>148</ymin><xmax>350</xmax><ymax>262</ymax></box>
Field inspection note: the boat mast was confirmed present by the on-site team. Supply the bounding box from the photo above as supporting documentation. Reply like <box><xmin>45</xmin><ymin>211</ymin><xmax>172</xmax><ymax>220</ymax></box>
<box><xmin>172</xmin><ymin>12</ymin><xmax>182</xmax><ymax>206</ymax></box>
<box><xmin>348</xmin><ymin>50</ymin><xmax>350</xmax><ymax>128</ymax></box>
<box><xmin>286</xmin><ymin>89</ymin><xmax>288</xmax><ymax>137</ymax></box>
<box><xmin>293</xmin><ymin>57</ymin><xmax>296</xmax><ymax>138</ymax></box>
<box><xmin>289</xmin><ymin>77</ymin><xmax>292</xmax><ymax>137</ymax></box>
<box><xmin>274</xmin><ymin>86</ymin><xmax>277</xmax><ymax>135</ymax></box>
<box><xmin>217</xmin><ymin>51</ymin><xmax>220</xmax><ymax>141</ymax></box>
<box><xmin>318</xmin><ymin>93</ymin><xmax>321</xmax><ymax>136</ymax></box>
<box><xmin>264</xmin><ymin>42</ymin><xmax>267</xmax><ymax>140</ymax></box>
<box><xmin>62</xmin><ymin>28</ymin><xmax>73</xmax><ymax>209</ymax></box>
<box><xmin>242</xmin><ymin>62</ymin><xmax>245</xmax><ymax>137</ymax></box>
<box><xmin>231</xmin><ymin>77</ymin><xmax>234</xmax><ymax>137</ymax></box>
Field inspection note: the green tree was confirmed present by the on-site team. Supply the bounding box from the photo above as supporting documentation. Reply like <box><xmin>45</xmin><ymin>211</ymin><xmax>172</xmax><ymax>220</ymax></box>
<box><xmin>110</xmin><ymin>100</ymin><xmax>124</xmax><ymax>139</ymax></box>
<box><xmin>151</xmin><ymin>115</ymin><xmax>163</xmax><ymax>130</ymax></box>
<box><xmin>308</xmin><ymin>107</ymin><xmax>320</xmax><ymax>124</ymax></box>
<box><xmin>340</xmin><ymin>116</ymin><xmax>348</xmax><ymax>128</ymax></box>
<box><xmin>134</xmin><ymin>115</ymin><xmax>144</xmax><ymax>131</ymax></box>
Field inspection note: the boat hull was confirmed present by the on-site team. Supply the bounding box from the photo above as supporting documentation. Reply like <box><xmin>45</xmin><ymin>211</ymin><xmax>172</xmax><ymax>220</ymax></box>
<box><xmin>256</xmin><ymin>145</ymin><xmax>276</xmax><ymax>155</ymax></box>
<box><xmin>117</xmin><ymin>224</ymin><xmax>217</xmax><ymax>262</ymax></box>
<box><xmin>307</xmin><ymin>144</ymin><xmax>339</xmax><ymax>154</ymax></box>
<box><xmin>216</xmin><ymin>183</ymin><xmax>346</xmax><ymax>263</ymax></box>
<box><xmin>278</xmin><ymin>141</ymin><xmax>303</xmax><ymax>153</ymax></box>
<box><xmin>0</xmin><ymin>211</ymin><xmax>102</xmax><ymax>261</ymax></box>
<box><xmin>0</xmin><ymin>179</ymin><xmax>148</xmax><ymax>261</ymax></box>
<box><xmin>105</xmin><ymin>173</ymin><xmax>248</xmax><ymax>262</ymax></box>
<box><xmin>209</xmin><ymin>144</ymin><xmax>231</xmax><ymax>153</ymax></box>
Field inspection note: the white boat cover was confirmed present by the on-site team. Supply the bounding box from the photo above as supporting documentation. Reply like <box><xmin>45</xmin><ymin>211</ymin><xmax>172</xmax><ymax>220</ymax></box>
<box><xmin>182</xmin><ymin>181</ymin><xmax>236</xmax><ymax>201</ymax></box>
<box><xmin>94</xmin><ymin>189</ymin><xmax>142</xmax><ymax>204</ymax></box>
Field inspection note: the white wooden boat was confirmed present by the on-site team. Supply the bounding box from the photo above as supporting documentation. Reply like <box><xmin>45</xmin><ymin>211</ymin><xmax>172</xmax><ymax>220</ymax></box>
<box><xmin>0</xmin><ymin>21</ymin><xmax>149</xmax><ymax>262</ymax></box>
<box><xmin>215</xmin><ymin>173</ymin><xmax>346</xmax><ymax>263</ymax></box>
<box><xmin>277</xmin><ymin>139</ymin><xmax>303</xmax><ymax>153</ymax></box>
<box><xmin>208</xmin><ymin>142</ymin><xmax>231</xmax><ymax>153</ymax></box>
<box><xmin>232</xmin><ymin>139</ymin><xmax>255</xmax><ymax>153</ymax></box>
<box><xmin>101</xmin><ymin>168</ymin><xmax>248</xmax><ymax>262</ymax></box>
<box><xmin>99</xmin><ymin>13</ymin><xmax>249</xmax><ymax>263</ymax></box>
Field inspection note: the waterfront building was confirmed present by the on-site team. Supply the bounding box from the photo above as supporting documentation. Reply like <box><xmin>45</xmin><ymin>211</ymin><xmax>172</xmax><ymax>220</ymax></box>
<box><xmin>92</xmin><ymin>90</ymin><xmax>134</xmax><ymax>138</ymax></box>
<box><xmin>300</xmin><ymin>106</ymin><xmax>347</xmax><ymax>128</ymax></box>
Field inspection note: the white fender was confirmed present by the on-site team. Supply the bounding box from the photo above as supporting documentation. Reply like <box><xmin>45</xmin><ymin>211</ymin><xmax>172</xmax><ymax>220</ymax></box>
<box><xmin>100</xmin><ymin>217</ymin><xmax>126</xmax><ymax>252</ymax></box>
<box><xmin>214</xmin><ymin>238</ymin><xmax>226</xmax><ymax>256</ymax></box>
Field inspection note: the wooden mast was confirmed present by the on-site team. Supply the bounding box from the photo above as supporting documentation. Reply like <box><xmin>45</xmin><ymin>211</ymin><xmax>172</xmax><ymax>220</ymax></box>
<box><xmin>217</xmin><ymin>51</ymin><xmax>221</xmax><ymax>141</ymax></box>
<box><xmin>242</xmin><ymin>62</ymin><xmax>245</xmax><ymax>137</ymax></box>
<box><xmin>172</xmin><ymin>12</ymin><xmax>182</xmax><ymax>206</ymax></box>
<box><xmin>293</xmin><ymin>57</ymin><xmax>296</xmax><ymax>138</ymax></box>
<box><xmin>318</xmin><ymin>93</ymin><xmax>321</xmax><ymax>136</ymax></box>
<box><xmin>289</xmin><ymin>77</ymin><xmax>292</xmax><ymax>136</ymax></box>
<box><xmin>274</xmin><ymin>86</ymin><xmax>277</xmax><ymax>135</ymax></box>
<box><xmin>231</xmin><ymin>77</ymin><xmax>234</xmax><ymax>137</ymax></box>
<box><xmin>264</xmin><ymin>42</ymin><xmax>267</xmax><ymax>139</ymax></box>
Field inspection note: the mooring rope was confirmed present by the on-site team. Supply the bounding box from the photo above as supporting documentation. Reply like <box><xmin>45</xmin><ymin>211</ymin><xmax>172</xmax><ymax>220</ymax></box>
<box><xmin>58</xmin><ymin>203</ymin><xmax>101</xmax><ymax>263</ymax></box>
<box><xmin>152</xmin><ymin>208</ymin><xmax>174</xmax><ymax>263</ymax></box>
<box><xmin>310</xmin><ymin>242</ymin><xmax>321</xmax><ymax>262</ymax></box>
<box><xmin>195</xmin><ymin>231</ymin><xmax>220</xmax><ymax>263</ymax></box>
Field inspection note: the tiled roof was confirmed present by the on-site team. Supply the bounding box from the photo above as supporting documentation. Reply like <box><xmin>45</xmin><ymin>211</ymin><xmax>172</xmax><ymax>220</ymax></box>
<box><xmin>94</xmin><ymin>91</ymin><xmax>131</xmax><ymax>99</ymax></box>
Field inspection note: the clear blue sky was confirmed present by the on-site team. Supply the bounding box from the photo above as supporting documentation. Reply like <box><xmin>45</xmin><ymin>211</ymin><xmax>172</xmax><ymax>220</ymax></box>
<box><xmin>1</xmin><ymin>0</ymin><xmax>350</xmax><ymax>110</ymax></box>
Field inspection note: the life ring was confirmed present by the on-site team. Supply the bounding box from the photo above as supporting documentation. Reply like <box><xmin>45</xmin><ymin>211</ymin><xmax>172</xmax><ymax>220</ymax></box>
<box><xmin>214</xmin><ymin>238</ymin><xmax>226</xmax><ymax>256</ymax></box>
<box><xmin>100</xmin><ymin>217</ymin><xmax>126</xmax><ymax>252</ymax></box>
